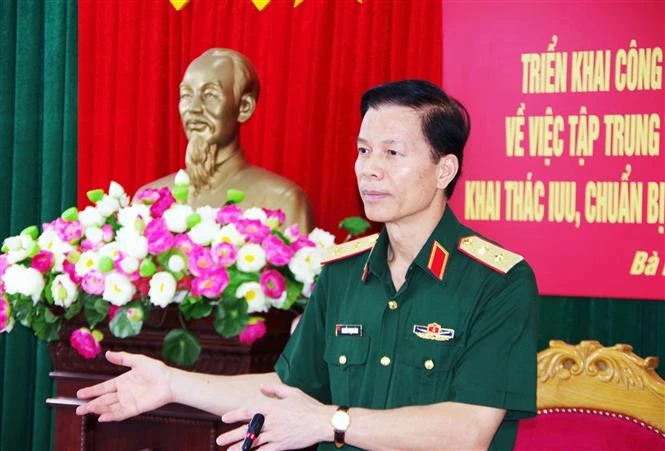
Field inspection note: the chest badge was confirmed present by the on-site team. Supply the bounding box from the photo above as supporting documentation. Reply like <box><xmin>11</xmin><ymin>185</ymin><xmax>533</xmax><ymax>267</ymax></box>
<box><xmin>335</xmin><ymin>324</ymin><xmax>363</xmax><ymax>337</ymax></box>
<box><xmin>413</xmin><ymin>322</ymin><xmax>455</xmax><ymax>341</ymax></box>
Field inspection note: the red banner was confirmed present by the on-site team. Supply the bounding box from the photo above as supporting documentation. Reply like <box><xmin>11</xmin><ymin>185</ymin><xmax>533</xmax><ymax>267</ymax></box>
<box><xmin>444</xmin><ymin>1</ymin><xmax>664</xmax><ymax>300</ymax></box>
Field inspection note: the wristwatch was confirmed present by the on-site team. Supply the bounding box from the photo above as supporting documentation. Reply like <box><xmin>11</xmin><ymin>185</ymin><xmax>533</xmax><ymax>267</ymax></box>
<box><xmin>330</xmin><ymin>405</ymin><xmax>351</xmax><ymax>448</ymax></box>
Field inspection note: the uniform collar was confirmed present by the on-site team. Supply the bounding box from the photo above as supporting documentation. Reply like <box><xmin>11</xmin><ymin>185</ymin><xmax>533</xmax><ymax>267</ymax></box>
<box><xmin>365</xmin><ymin>206</ymin><xmax>463</xmax><ymax>284</ymax></box>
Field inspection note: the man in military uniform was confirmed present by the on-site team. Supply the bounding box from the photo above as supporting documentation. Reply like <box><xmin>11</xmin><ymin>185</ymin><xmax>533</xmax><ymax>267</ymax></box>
<box><xmin>77</xmin><ymin>80</ymin><xmax>538</xmax><ymax>450</ymax></box>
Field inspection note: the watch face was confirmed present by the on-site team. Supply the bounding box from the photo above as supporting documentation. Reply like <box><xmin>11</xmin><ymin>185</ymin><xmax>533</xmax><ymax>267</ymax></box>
<box><xmin>332</xmin><ymin>410</ymin><xmax>350</xmax><ymax>430</ymax></box>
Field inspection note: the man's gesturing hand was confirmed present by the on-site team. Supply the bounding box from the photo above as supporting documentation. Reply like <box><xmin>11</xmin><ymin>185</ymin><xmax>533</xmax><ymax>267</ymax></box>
<box><xmin>75</xmin><ymin>351</ymin><xmax>174</xmax><ymax>422</ymax></box>
<box><xmin>217</xmin><ymin>382</ymin><xmax>333</xmax><ymax>451</ymax></box>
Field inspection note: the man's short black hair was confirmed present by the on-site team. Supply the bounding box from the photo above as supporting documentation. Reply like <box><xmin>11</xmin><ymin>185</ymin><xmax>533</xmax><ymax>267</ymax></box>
<box><xmin>360</xmin><ymin>80</ymin><xmax>470</xmax><ymax>198</ymax></box>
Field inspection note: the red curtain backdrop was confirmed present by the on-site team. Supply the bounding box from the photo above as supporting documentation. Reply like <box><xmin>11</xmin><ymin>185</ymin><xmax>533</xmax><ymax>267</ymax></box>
<box><xmin>77</xmin><ymin>0</ymin><xmax>442</xmax><ymax>236</ymax></box>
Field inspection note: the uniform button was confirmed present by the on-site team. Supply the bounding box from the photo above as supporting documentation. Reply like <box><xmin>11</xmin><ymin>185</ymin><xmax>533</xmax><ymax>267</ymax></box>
<box><xmin>388</xmin><ymin>300</ymin><xmax>398</xmax><ymax>310</ymax></box>
<box><xmin>380</xmin><ymin>356</ymin><xmax>391</xmax><ymax>366</ymax></box>
<box><xmin>339</xmin><ymin>355</ymin><xmax>347</xmax><ymax>365</ymax></box>
<box><xmin>424</xmin><ymin>359</ymin><xmax>434</xmax><ymax>370</ymax></box>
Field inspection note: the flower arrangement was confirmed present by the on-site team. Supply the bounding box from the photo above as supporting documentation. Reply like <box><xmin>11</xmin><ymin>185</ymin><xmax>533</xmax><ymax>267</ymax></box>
<box><xmin>0</xmin><ymin>171</ymin><xmax>364</xmax><ymax>366</ymax></box>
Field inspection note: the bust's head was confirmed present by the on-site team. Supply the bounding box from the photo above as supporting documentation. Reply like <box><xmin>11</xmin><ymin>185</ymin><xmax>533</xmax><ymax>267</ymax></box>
<box><xmin>179</xmin><ymin>48</ymin><xmax>260</xmax><ymax>148</ymax></box>
<box><xmin>179</xmin><ymin>49</ymin><xmax>260</xmax><ymax>192</ymax></box>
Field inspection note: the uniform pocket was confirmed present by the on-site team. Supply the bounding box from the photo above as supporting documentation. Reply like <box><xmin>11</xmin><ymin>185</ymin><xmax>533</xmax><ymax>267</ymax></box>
<box><xmin>394</xmin><ymin>336</ymin><xmax>455</xmax><ymax>405</ymax></box>
<box><xmin>323</xmin><ymin>336</ymin><xmax>370</xmax><ymax>405</ymax></box>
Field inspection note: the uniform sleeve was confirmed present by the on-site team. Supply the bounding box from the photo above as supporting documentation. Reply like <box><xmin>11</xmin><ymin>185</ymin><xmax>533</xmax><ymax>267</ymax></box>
<box><xmin>274</xmin><ymin>266</ymin><xmax>331</xmax><ymax>404</ymax></box>
<box><xmin>450</xmin><ymin>262</ymin><xmax>538</xmax><ymax>420</ymax></box>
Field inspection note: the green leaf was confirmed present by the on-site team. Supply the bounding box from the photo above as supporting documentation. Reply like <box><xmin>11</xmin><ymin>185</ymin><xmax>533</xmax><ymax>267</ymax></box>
<box><xmin>32</xmin><ymin>305</ymin><xmax>62</xmax><ymax>341</ymax></box>
<box><xmin>87</xmin><ymin>189</ymin><xmax>105</xmax><ymax>203</ymax></box>
<box><xmin>139</xmin><ymin>258</ymin><xmax>157</xmax><ymax>277</ymax></box>
<box><xmin>213</xmin><ymin>299</ymin><xmax>249</xmax><ymax>338</ymax></box>
<box><xmin>64</xmin><ymin>299</ymin><xmax>84</xmax><ymax>320</ymax></box>
<box><xmin>221</xmin><ymin>266</ymin><xmax>259</xmax><ymax>300</ymax></box>
<box><xmin>11</xmin><ymin>294</ymin><xmax>35</xmax><ymax>327</ymax></box>
<box><xmin>84</xmin><ymin>295</ymin><xmax>109</xmax><ymax>328</ymax></box>
<box><xmin>43</xmin><ymin>277</ymin><xmax>55</xmax><ymax>305</ymax></box>
<box><xmin>283</xmin><ymin>278</ymin><xmax>304</xmax><ymax>310</ymax></box>
<box><xmin>172</xmin><ymin>184</ymin><xmax>189</xmax><ymax>204</ymax></box>
<box><xmin>109</xmin><ymin>302</ymin><xmax>144</xmax><ymax>338</ymax></box>
<box><xmin>61</xmin><ymin>206</ymin><xmax>79</xmax><ymax>221</ymax></box>
<box><xmin>162</xmin><ymin>329</ymin><xmax>201</xmax><ymax>366</ymax></box>
<box><xmin>21</xmin><ymin>225</ymin><xmax>39</xmax><ymax>240</ymax></box>
<box><xmin>185</xmin><ymin>213</ymin><xmax>201</xmax><ymax>229</ymax></box>
<box><xmin>339</xmin><ymin>216</ymin><xmax>371</xmax><ymax>237</ymax></box>
<box><xmin>179</xmin><ymin>296</ymin><xmax>212</xmax><ymax>320</ymax></box>
<box><xmin>225</xmin><ymin>189</ymin><xmax>245</xmax><ymax>205</ymax></box>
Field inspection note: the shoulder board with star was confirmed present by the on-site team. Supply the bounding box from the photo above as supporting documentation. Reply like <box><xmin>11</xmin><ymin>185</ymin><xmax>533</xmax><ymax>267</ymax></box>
<box><xmin>457</xmin><ymin>235</ymin><xmax>523</xmax><ymax>274</ymax></box>
<box><xmin>322</xmin><ymin>233</ymin><xmax>379</xmax><ymax>265</ymax></box>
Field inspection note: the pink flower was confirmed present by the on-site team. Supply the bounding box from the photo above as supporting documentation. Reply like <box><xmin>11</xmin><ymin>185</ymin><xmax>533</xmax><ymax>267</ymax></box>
<box><xmin>284</xmin><ymin>224</ymin><xmax>301</xmax><ymax>241</ymax></box>
<box><xmin>150</xmin><ymin>187</ymin><xmax>176</xmax><ymax>217</ymax></box>
<box><xmin>177</xmin><ymin>275</ymin><xmax>192</xmax><ymax>292</ymax></box>
<box><xmin>108</xmin><ymin>305</ymin><xmax>120</xmax><ymax>321</ymax></box>
<box><xmin>188</xmin><ymin>246</ymin><xmax>216</xmax><ymax>277</ymax></box>
<box><xmin>135</xmin><ymin>277</ymin><xmax>150</xmax><ymax>297</ymax></box>
<box><xmin>49</xmin><ymin>217</ymin><xmax>84</xmax><ymax>243</ymax></box>
<box><xmin>80</xmin><ymin>238</ymin><xmax>101</xmax><ymax>252</ymax></box>
<box><xmin>263</xmin><ymin>208</ymin><xmax>286</xmax><ymax>227</ymax></box>
<box><xmin>0</xmin><ymin>295</ymin><xmax>12</xmax><ymax>332</ymax></box>
<box><xmin>135</xmin><ymin>188</ymin><xmax>160</xmax><ymax>204</ymax></box>
<box><xmin>191</xmin><ymin>269</ymin><xmax>229</xmax><ymax>298</ymax></box>
<box><xmin>144</xmin><ymin>218</ymin><xmax>174</xmax><ymax>254</ymax></box>
<box><xmin>291</xmin><ymin>236</ymin><xmax>316</xmax><ymax>252</ymax></box>
<box><xmin>174</xmin><ymin>234</ymin><xmax>196</xmax><ymax>255</ymax></box>
<box><xmin>31</xmin><ymin>250</ymin><xmax>54</xmax><ymax>273</ymax></box>
<box><xmin>0</xmin><ymin>254</ymin><xmax>9</xmax><ymax>277</ymax></box>
<box><xmin>211</xmin><ymin>242</ymin><xmax>238</xmax><ymax>267</ymax></box>
<box><xmin>81</xmin><ymin>270</ymin><xmax>105</xmax><ymax>295</ymax></box>
<box><xmin>216</xmin><ymin>204</ymin><xmax>243</xmax><ymax>224</ymax></box>
<box><xmin>236</xmin><ymin>219</ymin><xmax>270</xmax><ymax>244</ymax></box>
<box><xmin>260</xmin><ymin>269</ymin><xmax>286</xmax><ymax>299</ymax></box>
<box><xmin>239</xmin><ymin>320</ymin><xmax>267</xmax><ymax>344</ymax></box>
<box><xmin>114</xmin><ymin>254</ymin><xmax>140</xmax><ymax>282</ymax></box>
<box><xmin>62</xmin><ymin>259</ymin><xmax>82</xmax><ymax>284</ymax></box>
<box><xmin>262</xmin><ymin>235</ymin><xmax>294</xmax><ymax>266</ymax></box>
<box><xmin>70</xmin><ymin>328</ymin><xmax>102</xmax><ymax>359</ymax></box>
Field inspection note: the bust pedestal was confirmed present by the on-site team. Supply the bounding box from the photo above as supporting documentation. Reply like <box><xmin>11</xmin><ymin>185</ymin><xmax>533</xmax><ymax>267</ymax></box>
<box><xmin>47</xmin><ymin>307</ymin><xmax>295</xmax><ymax>451</ymax></box>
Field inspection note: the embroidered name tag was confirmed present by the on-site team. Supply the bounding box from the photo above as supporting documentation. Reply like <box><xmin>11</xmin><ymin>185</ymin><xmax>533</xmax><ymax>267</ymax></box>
<box><xmin>413</xmin><ymin>322</ymin><xmax>455</xmax><ymax>341</ymax></box>
<box><xmin>335</xmin><ymin>324</ymin><xmax>363</xmax><ymax>336</ymax></box>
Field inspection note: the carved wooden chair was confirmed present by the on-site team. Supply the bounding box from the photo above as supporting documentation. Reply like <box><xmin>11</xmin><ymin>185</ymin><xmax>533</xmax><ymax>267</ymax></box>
<box><xmin>514</xmin><ymin>340</ymin><xmax>665</xmax><ymax>450</ymax></box>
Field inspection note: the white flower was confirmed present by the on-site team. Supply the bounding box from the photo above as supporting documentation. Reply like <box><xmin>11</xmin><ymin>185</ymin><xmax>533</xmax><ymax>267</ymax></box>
<box><xmin>6</xmin><ymin>249</ymin><xmax>28</xmax><ymax>264</ymax></box>
<box><xmin>117</xmin><ymin>204</ymin><xmax>151</xmax><ymax>229</ymax></box>
<box><xmin>188</xmin><ymin>220</ymin><xmax>220</xmax><ymax>246</ymax></box>
<box><xmin>75</xmin><ymin>251</ymin><xmax>99</xmax><ymax>277</ymax></box>
<box><xmin>3</xmin><ymin>236</ymin><xmax>22</xmax><ymax>251</ymax></box>
<box><xmin>196</xmin><ymin>206</ymin><xmax>218</xmax><ymax>222</ymax></box>
<box><xmin>115</xmin><ymin>227</ymin><xmax>148</xmax><ymax>259</ymax></box>
<box><xmin>308</xmin><ymin>228</ymin><xmax>336</xmax><ymax>249</ymax></box>
<box><xmin>243</xmin><ymin>207</ymin><xmax>268</xmax><ymax>223</ymax></box>
<box><xmin>119</xmin><ymin>256</ymin><xmax>139</xmax><ymax>274</ymax></box>
<box><xmin>38</xmin><ymin>229</ymin><xmax>74</xmax><ymax>257</ymax></box>
<box><xmin>212</xmin><ymin>224</ymin><xmax>245</xmax><ymax>246</ymax></box>
<box><xmin>236</xmin><ymin>282</ymin><xmax>269</xmax><ymax>313</ymax></box>
<box><xmin>79</xmin><ymin>206</ymin><xmax>105</xmax><ymax>228</ymax></box>
<box><xmin>236</xmin><ymin>244</ymin><xmax>267</xmax><ymax>273</ymax></box>
<box><xmin>148</xmin><ymin>272</ymin><xmax>177</xmax><ymax>308</ymax></box>
<box><xmin>19</xmin><ymin>234</ymin><xmax>33</xmax><ymax>249</ymax></box>
<box><xmin>51</xmin><ymin>273</ymin><xmax>78</xmax><ymax>308</ymax></box>
<box><xmin>108</xmin><ymin>181</ymin><xmax>130</xmax><ymax>206</ymax></box>
<box><xmin>175</xmin><ymin>169</ymin><xmax>190</xmax><ymax>185</ymax></box>
<box><xmin>268</xmin><ymin>291</ymin><xmax>287</xmax><ymax>308</ymax></box>
<box><xmin>84</xmin><ymin>226</ymin><xmax>104</xmax><ymax>244</ymax></box>
<box><xmin>99</xmin><ymin>242</ymin><xmax>121</xmax><ymax>260</ymax></box>
<box><xmin>288</xmin><ymin>247</ymin><xmax>323</xmax><ymax>285</ymax></box>
<box><xmin>3</xmin><ymin>236</ymin><xmax>28</xmax><ymax>264</ymax></box>
<box><xmin>163</xmin><ymin>204</ymin><xmax>193</xmax><ymax>233</ymax></box>
<box><xmin>103</xmin><ymin>272</ymin><xmax>136</xmax><ymax>306</ymax></box>
<box><xmin>168</xmin><ymin>255</ymin><xmax>186</xmax><ymax>273</ymax></box>
<box><xmin>2</xmin><ymin>265</ymin><xmax>45</xmax><ymax>304</ymax></box>
<box><xmin>96</xmin><ymin>195</ymin><xmax>120</xmax><ymax>217</ymax></box>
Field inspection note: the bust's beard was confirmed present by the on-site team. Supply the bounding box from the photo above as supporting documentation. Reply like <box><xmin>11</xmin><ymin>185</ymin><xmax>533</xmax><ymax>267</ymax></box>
<box><xmin>185</xmin><ymin>136</ymin><xmax>218</xmax><ymax>195</ymax></box>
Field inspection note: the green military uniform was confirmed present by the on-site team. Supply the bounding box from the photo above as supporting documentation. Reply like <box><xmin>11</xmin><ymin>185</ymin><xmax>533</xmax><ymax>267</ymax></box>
<box><xmin>275</xmin><ymin>207</ymin><xmax>538</xmax><ymax>450</ymax></box>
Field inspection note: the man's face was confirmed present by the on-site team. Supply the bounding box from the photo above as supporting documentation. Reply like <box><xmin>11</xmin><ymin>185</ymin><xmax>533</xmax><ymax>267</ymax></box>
<box><xmin>179</xmin><ymin>55</ymin><xmax>239</xmax><ymax>148</ymax></box>
<box><xmin>355</xmin><ymin>105</ymin><xmax>447</xmax><ymax>225</ymax></box>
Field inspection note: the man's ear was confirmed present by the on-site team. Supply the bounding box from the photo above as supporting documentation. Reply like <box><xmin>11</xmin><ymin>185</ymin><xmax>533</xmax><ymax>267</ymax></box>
<box><xmin>237</xmin><ymin>94</ymin><xmax>256</xmax><ymax>123</ymax></box>
<box><xmin>437</xmin><ymin>154</ymin><xmax>459</xmax><ymax>191</ymax></box>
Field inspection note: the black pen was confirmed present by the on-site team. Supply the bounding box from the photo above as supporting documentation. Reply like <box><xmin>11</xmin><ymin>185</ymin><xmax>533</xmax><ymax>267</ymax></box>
<box><xmin>241</xmin><ymin>413</ymin><xmax>265</xmax><ymax>451</ymax></box>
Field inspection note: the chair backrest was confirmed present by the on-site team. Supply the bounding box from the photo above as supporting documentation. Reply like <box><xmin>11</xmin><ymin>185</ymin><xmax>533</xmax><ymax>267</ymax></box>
<box><xmin>515</xmin><ymin>340</ymin><xmax>665</xmax><ymax>450</ymax></box>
